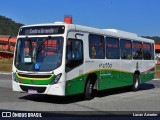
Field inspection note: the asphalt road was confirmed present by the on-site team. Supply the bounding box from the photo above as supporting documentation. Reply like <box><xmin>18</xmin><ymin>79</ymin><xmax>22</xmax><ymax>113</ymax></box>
<box><xmin>0</xmin><ymin>73</ymin><xmax>160</xmax><ymax>115</ymax></box>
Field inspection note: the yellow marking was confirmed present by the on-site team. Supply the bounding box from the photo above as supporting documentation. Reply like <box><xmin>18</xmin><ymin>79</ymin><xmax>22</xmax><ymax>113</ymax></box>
<box><xmin>69</xmin><ymin>68</ymin><xmax>133</xmax><ymax>81</ymax></box>
<box><xmin>74</xmin><ymin>67</ymin><xmax>153</xmax><ymax>80</ymax></box>
<box><xmin>19</xmin><ymin>78</ymin><xmax>24</xmax><ymax>82</ymax></box>
<box><xmin>16</xmin><ymin>72</ymin><xmax>54</xmax><ymax>81</ymax></box>
<box><xmin>85</xmin><ymin>68</ymin><xmax>133</xmax><ymax>75</ymax></box>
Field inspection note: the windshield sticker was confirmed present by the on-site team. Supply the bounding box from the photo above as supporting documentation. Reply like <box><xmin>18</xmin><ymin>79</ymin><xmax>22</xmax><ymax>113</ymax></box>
<box><xmin>24</xmin><ymin>58</ymin><xmax>32</xmax><ymax>63</ymax></box>
<box><xmin>34</xmin><ymin>63</ymin><xmax>40</xmax><ymax>70</ymax></box>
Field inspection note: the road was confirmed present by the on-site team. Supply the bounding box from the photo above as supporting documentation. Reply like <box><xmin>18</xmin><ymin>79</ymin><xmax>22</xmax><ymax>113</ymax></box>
<box><xmin>0</xmin><ymin>73</ymin><xmax>160</xmax><ymax>115</ymax></box>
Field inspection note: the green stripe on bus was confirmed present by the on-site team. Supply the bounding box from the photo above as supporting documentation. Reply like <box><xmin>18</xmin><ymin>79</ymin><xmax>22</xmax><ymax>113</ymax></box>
<box><xmin>141</xmin><ymin>68</ymin><xmax>155</xmax><ymax>83</ymax></box>
<box><xmin>65</xmin><ymin>68</ymin><xmax>155</xmax><ymax>96</ymax></box>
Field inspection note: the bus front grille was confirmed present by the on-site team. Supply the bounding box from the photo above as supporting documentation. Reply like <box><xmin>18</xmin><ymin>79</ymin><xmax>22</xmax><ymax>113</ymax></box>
<box><xmin>17</xmin><ymin>73</ymin><xmax>52</xmax><ymax>78</ymax></box>
<box><xmin>20</xmin><ymin>85</ymin><xmax>46</xmax><ymax>93</ymax></box>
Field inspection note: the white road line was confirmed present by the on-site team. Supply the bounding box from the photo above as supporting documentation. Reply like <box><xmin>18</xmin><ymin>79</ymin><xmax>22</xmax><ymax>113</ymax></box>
<box><xmin>153</xmin><ymin>79</ymin><xmax>160</xmax><ymax>80</ymax></box>
<box><xmin>0</xmin><ymin>72</ymin><xmax>12</xmax><ymax>75</ymax></box>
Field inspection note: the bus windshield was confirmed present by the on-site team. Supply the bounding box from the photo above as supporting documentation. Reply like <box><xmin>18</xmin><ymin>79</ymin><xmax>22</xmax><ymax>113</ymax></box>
<box><xmin>15</xmin><ymin>37</ymin><xmax>63</xmax><ymax>71</ymax></box>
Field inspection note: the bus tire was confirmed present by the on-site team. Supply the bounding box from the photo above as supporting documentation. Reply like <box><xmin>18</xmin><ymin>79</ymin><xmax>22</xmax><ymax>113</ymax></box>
<box><xmin>84</xmin><ymin>80</ymin><xmax>94</xmax><ymax>100</ymax></box>
<box><xmin>132</xmin><ymin>74</ymin><xmax>140</xmax><ymax>91</ymax></box>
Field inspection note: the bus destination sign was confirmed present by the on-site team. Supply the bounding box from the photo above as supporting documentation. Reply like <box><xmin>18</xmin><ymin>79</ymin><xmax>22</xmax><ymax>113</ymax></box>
<box><xmin>19</xmin><ymin>26</ymin><xmax>65</xmax><ymax>35</ymax></box>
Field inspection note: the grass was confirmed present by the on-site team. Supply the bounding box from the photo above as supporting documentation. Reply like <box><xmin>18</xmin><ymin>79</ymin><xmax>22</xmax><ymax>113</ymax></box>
<box><xmin>0</xmin><ymin>58</ymin><xmax>13</xmax><ymax>72</ymax></box>
<box><xmin>155</xmin><ymin>64</ymin><xmax>160</xmax><ymax>78</ymax></box>
<box><xmin>0</xmin><ymin>58</ymin><xmax>160</xmax><ymax>78</ymax></box>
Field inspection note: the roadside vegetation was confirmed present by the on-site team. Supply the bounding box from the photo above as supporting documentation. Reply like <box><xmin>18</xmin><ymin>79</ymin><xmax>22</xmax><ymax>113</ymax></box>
<box><xmin>0</xmin><ymin>15</ymin><xmax>23</xmax><ymax>36</ymax></box>
<box><xmin>0</xmin><ymin>58</ymin><xmax>13</xmax><ymax>72</ymax></box>
<box><xmin>155</xmin><ymin>64</ymin><xmax>160</xmax><ymax>78</ymax></box>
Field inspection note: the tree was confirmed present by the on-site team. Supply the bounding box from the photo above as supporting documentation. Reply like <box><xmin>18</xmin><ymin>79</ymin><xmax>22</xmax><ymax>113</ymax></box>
<box><xmin>0</xmin><ymin>15</ymin><xmax>24</xmax><ymax>37</ymax></box>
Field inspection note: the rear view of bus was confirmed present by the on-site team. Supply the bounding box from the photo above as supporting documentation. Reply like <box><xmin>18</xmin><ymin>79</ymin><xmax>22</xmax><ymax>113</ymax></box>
<box><xmin>12</xmin><ymin>24</ymin><xmax>67</xmax><ymax>96</ymax></box>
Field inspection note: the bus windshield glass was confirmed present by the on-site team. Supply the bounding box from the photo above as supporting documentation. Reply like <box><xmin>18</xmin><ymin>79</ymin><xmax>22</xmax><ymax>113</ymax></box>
<box><xmin>15</xmin><ymin>37</ymin><xmax>63</xmax><ymax>71</ymax></box>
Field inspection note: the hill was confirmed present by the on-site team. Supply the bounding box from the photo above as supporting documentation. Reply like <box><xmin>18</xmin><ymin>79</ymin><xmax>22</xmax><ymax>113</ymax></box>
<box><xmin>0</xmin><ymin>15</ymin><xmax>24</xmax><ymax>37</ymax></box>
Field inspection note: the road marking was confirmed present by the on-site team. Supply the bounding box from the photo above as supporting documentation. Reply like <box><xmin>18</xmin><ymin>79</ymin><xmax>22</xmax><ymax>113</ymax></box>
<box><xmin>153</xmin><ymin>79</ymin><xmax>160</xmax><ymax>81</ymax></box>
<box><xmin>0</xmin><ymin>72</ymin><xmax>12</xmax><ymax>75</ymax></box>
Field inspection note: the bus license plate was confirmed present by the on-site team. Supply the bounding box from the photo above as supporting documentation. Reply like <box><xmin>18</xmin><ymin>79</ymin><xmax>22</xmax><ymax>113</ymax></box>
<box><xmin>28</xmin><ymin>89</ymin><xmax>37</xmax><ymax>94</ymax></box>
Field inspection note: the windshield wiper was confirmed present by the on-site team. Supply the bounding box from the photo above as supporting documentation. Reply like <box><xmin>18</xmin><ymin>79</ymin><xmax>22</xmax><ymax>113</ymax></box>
<box><xmin>37</xmin><ymin>36</ymin><xmax>51</xmax><ymax>52</ymax></box>
<box><xmin>33</xmin><ymin>36</ymin><xmax>51</xmax><ymax>62</ymax></box>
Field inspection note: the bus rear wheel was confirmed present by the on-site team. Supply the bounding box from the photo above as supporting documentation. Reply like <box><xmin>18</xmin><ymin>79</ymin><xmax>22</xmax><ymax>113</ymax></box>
<box><xmin>84</xmin><ymin>80</ymin><xmax>94</xmax><ymax>100</ymax></box>
<box><xmin>132</xmin><ymin>74</ymin><xmax>140</xmax><ymax>91</ymax></box>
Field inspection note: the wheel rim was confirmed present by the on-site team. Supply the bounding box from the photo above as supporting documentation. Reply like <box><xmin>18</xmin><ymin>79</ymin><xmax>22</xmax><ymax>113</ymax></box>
<box><xmin>89</xmin><ymin>84</ymin><xmax>92</xmax><ymax>94</ymax></box>
<box><xmin>135</xmin><ymin>78</ymin><xmax>139</xmax><ymax>88</ymax></box>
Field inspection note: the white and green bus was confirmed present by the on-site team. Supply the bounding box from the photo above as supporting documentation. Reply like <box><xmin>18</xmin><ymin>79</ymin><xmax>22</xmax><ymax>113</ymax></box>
<box><xmin>12</xmin><ymin>20</ymin><xmax>155</xmax><ymax>100</ymax></box>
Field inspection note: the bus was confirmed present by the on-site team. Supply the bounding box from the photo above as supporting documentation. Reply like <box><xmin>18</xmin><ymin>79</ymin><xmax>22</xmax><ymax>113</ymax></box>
<box><xmin>12</xmin><ymin>18</ymin><xmax>155</xmax><ymax>100</ymax></box>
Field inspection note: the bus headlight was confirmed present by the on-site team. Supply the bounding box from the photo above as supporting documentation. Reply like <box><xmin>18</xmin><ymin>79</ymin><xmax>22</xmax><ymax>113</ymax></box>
<box><xmin>50</xmin><ymin>73</ymin><xmax>62</xmax><ymax>85</ymax></box>
<box><xmin>12</xmin><ymin>73</ymin><xmax>18</xmax><ymax>82</ymax></box>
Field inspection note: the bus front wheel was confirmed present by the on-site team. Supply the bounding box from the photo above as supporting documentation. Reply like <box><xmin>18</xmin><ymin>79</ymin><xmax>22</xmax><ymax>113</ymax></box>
<box><xmin>84</xmin><ymin>80</ymin><xmax>94</xmax><ymax>100</ymax></box>
<box><xmin>132</xmin><ymin>74</ymin><xmax>140</xmax><ymax>91</ymax></box>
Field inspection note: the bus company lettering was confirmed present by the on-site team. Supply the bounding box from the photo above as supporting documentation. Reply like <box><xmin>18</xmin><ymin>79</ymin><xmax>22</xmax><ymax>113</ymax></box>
<box><xmin>99</xmin><ymin>63</ymin><xmax>112</xmax><ymax>68</ymax></box>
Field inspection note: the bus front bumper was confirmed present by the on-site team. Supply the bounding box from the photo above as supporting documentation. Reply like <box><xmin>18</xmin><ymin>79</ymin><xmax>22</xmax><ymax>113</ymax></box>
<box><xmin>12</xmin><ymin>81</ymin><xmax>66</xmax><ymax>96</ymax></box>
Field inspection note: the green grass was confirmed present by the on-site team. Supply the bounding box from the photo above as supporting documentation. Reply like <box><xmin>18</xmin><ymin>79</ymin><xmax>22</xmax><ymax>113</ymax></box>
<box><xmin>0</xmin><ymin>58</ymin><xmax>13</xmax><ymax>72</ymax></box>
<box><xmin>155</xmin><ymin>64</ymin><xmax>160</xmax><ymax>78</ymax></box>
<box><xmin>156</xmin><ymin>64</ymin><xmax>160</xmax><ymax>70</ymax></box>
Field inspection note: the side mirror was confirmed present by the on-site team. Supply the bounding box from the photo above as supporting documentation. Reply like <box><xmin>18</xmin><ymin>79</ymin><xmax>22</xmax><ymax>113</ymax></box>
<box><xmin>65</xmin><ymin>59</ymin><xmax>72</xmax><ymax>72</ymax></box>
<box><xmin>66</xmin><ymin>59</ymin><xmax>71</xmax><ymax>66</ymax></box>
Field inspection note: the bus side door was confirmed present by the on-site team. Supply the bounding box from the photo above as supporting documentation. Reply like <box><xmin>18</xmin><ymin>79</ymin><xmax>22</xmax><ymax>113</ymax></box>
<box><xmin>65</xmin><ymin>32</ymin><xmax>86</xmax><ymax>96</ymax></box>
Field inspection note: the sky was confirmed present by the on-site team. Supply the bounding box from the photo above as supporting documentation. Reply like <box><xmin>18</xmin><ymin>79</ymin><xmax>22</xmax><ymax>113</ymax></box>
<box><xmin>0</xmin><ymin>0</ymin><xmax>160</xmax><ymax>36</ymax></box>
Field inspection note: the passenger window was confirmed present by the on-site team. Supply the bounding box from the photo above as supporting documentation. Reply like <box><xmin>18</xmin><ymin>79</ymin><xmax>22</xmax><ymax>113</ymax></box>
<box><xmin>133</xmin><ymin>41</ymin><xmax>142</xmax><ymax>60</ymax></box>
<box><xmin>106</xmin><ymin>37</ymin><xmax>120</xmax><ymax>59</ymax></box>
<box><xmin>89</xmin><ymin>34</ymin><xmax>105</xmax><ymax>59</ymax></box>
<box><xmin>143</xmin><ymin>43</ymin><xmax>151</xmax><ymax>60</ymax></box>
<box><xmin>66</xmin><ymin>39</ymin><xmax>83</xmax><ymax>72</ymax></box>
<box><xmin>120</xmin><ymin>39</ymin><xmax>132</xmax><ymax>59</ymax></box>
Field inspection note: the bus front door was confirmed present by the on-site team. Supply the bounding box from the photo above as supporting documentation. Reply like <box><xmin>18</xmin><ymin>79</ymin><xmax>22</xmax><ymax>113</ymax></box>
<box><xmin>65</xmin><ymin>32</ymin><xmax>86</xmax><ymax>96</ymax></box>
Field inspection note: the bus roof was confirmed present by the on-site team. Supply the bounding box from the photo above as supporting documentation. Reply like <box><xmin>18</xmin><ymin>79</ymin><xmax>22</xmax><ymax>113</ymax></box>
<box><xmin>20</xmin><ymin>22</ymin><xmax>154</xmax><ymax>43</ymax></box>
<box><xmin>74</xmin><ymin>24</ymin><xmax>154</xmax><ymax>43</ymax></box>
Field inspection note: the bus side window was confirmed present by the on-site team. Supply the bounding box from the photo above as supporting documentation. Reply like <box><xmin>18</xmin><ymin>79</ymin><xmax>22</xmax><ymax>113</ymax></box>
<box><xmin>133</xmin><ymin>41</ymin><xmax>142</xmax><ymax>60</ymax></box>
<box><xmin>89</xmin><ymin>34</ymin><xmax>105</xmax><ymax>59</ymax></box>
<box><xmin>143</xmin><ymin>43</ymin><xmax>151</xmax><ymax>60</ymax></box>
<box><xmin>66</xmin><ymin>39</ymin><xmax>83</xmax><ymax>72</ymax></box>
<box><xmin>120</xmin><ymin>39</ymin><xmax>132</xmax><ymax>59</ymax></box>
<box><xmin>106</xmin><ymin>37</ymin><xmax>120</xmax><ymax>59</ymax></box>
